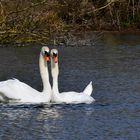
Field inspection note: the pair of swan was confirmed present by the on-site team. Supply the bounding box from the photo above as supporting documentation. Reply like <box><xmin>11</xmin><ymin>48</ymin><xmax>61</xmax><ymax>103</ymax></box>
<box><xmin>0</xmin><ymin>47</ymin><xmax>95</xmax><ymax>104</ymax></box>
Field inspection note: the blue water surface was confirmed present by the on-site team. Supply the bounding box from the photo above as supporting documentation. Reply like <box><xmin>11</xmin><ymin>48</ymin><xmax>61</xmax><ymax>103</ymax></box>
<box><xmin>0</xmin><ymin>32</ymin><xmax>140</xmax><ymax>140</ymax></box>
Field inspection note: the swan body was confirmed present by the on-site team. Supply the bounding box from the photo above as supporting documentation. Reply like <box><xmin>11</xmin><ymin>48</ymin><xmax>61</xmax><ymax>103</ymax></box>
<box><xmin>0</xmin><ymin>47</ymin><xmax>52</xmax><ymax>103</ymax></box>
<box><xmin>0</xmin><ymin>79</ymin><xmax>49</xmax><ymax>103</ymax></box>
<box><xmin>52</xmin><ymin>90</ymin><xmax>94</xmax><ymax>104</ymax></box>
<box><xmin>51</xmin><ymin>49</ymin><xmax>95</xmax><ymax>104</ymax></box>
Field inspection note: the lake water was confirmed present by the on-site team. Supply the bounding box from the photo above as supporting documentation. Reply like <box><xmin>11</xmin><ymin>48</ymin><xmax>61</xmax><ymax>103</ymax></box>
<box><xmin>0</xmin><ymin>32</ymin><xmax>140</xmax><ymax>140</ymax></box>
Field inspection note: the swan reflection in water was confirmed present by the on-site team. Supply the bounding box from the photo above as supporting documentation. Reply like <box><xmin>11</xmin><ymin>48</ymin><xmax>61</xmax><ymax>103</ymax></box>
<box><xmin>0</xmin><ymin>104</ymin><xmax>62</xmax><ymax>139</ymax></box>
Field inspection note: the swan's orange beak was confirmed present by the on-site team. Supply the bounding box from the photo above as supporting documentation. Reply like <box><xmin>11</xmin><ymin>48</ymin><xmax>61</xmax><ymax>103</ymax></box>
<box><xmin>52</xmin><ymin>52</ymin><xmax>58</xmax><ymax>63</ymax></box>
<box><xmin>53</xmin><ymin>56</ymin><xmax>58</xmax><ymax>63</ymax></box>
<box><xmin>44</xmin><ymin>55</ymin><xmax>50</xmax><ymax>62</ymax></box>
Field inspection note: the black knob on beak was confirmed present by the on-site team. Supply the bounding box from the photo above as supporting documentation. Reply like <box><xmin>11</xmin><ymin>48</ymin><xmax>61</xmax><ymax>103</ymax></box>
<box><xmin>53</xmin><ymin>52</ymin><xmax>57</xmax><ymax>57</ymax></box>
<box><xmin>44</xmin><ymin>51</ymin><xmax>50</xmax><ymax>57</ymax></box>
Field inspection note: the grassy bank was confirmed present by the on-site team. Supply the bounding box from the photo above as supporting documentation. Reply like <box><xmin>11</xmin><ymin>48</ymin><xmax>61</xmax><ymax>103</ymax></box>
<box><xmin>0</xmin><ymin>0</ymin><xmax>140</xmax><ymax>45</ymax></box>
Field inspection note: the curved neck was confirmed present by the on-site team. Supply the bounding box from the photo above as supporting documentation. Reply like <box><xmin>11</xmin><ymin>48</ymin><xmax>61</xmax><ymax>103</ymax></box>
<box><xmin>39</xmin><ymin>53</ymin><xmax>51</xmax><ymax>93</ymax></box>
<box><xmin>51</xmin><ymin>57</ymin><xmax>59</xmax><ymax>95</ymax></box>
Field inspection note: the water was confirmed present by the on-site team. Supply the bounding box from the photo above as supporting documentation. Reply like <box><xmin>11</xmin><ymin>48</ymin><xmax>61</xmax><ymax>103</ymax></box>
<box><xmin>0</xmin><ymin>32</ymin><xmax>140</xmax><ymax>140</ymax></box>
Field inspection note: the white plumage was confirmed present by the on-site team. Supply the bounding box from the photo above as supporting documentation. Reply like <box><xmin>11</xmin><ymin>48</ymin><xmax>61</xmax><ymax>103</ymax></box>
<box><xmin>0</xmin><ymin>47</ymin><xmax>52</xmax><ymax>103</ymax></box>
<box><xmin>50</xmin><ymin>49</ymin><xmax>95</xmax><ymax>104</ymax></box>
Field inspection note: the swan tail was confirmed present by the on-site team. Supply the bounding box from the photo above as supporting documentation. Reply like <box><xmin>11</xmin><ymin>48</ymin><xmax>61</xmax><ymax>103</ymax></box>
<box><xmin>83</xmin><ymin>81</ymin><xmax>93</xmax><ymax>96</ymax></box>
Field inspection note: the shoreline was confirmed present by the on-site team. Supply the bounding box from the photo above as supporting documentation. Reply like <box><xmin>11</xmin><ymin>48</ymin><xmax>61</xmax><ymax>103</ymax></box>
<box><xmin>0</xmin><ymin>30</ymin><xmax>140</xmax><ymax>47</ymax></box>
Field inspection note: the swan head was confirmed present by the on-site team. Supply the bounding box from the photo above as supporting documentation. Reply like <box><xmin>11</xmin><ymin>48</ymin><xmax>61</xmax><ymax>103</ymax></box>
<box><xmin>51</xmin><ymin>49</ymin><xmax>58</xmax><ymax>63</ymax></box>
<box><xmin>41</xmin><ymin>46</ymin><xmax>50</xmax><ymax>62</ymax></box>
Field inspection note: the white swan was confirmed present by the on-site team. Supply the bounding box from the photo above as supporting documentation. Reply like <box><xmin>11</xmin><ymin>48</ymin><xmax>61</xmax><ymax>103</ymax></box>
<box><xmin>50</xmin><ymin>49</ymin><xmax>95</xmax><ymax>104</ymax></box>
<box><xmin>0</xmin><ymin>46</ymin><xmax>52</xmax><ymax>103</ymax></box>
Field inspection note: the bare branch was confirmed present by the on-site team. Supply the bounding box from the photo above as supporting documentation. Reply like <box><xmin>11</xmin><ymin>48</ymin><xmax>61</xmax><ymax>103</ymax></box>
<box><xmin>93</xmin><ymin>0</ymin><xmax>120</xmax><ymax>12</ymax></box>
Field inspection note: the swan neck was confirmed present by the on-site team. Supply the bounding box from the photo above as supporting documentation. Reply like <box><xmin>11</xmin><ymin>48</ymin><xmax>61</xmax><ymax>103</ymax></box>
<box><xmin>39</xmin><ymin>53</ymin><xmax>51</xmax><ymax>93</ymax></box>
<box><xmin>51</xmin><ymin>57</ymin><xmax>59</xmax><ymax>94</ymax></box>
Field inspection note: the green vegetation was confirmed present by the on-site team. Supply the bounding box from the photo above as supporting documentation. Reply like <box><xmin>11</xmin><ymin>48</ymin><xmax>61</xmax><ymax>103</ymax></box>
<box><xmin>0</xmin><ymin>0</ymin><xmax>139</xmax><ymax>45</ymax></box>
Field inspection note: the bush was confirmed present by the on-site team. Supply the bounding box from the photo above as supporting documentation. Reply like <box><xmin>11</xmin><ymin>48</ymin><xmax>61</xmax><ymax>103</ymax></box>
<box><xmin>0</xmin><ymin>0</ymin><xmax>139</xmax><ymax>45</ymax></box>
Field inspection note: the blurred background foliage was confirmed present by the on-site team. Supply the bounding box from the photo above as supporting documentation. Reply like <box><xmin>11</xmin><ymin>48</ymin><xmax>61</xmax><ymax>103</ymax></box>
<box><xmin>0</xmin><ymin>0</ymin><xmax>139</xmax><ymax>45</ymax></box>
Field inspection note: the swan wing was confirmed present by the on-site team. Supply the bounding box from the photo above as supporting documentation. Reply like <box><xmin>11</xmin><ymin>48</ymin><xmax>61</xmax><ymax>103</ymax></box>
<box><xmin>0</xmin><ymin>79</ymin><xmax>40</xmax><ymax>102</ymax></box>
<box><xmin>83</xmin><ymin>81</ymin><xmax>93</xmax><ymax>96</ymax></box>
